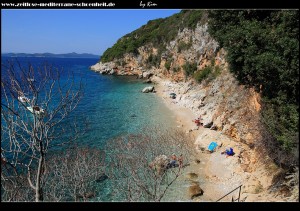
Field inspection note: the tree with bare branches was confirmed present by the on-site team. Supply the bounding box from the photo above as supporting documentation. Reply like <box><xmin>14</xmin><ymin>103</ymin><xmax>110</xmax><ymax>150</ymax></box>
<box><xmin>105</xmin><ymin>127</ymin><xmax>196</xmax><ymax>201</ymax></box>
<box><xmin>42</xmin><ymin>145</ymin><xmax>106</xmax><ymax>201</ymax></box>
<box><xmin>1</xmin><ymin>60</ymin><xmax>84</xmax><ymax>201</ymax></box>
<box><xmin>1</xmin><ymin>145</ymin><xmax>106</xmax><ymax>202</ymax></box>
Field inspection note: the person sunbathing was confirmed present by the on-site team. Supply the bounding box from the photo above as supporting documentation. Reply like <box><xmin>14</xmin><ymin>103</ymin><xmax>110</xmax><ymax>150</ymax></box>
<box><xmin>221</xmin><ymin>148</ymin><xmax>234</xmax><ymax>157</ymax></box>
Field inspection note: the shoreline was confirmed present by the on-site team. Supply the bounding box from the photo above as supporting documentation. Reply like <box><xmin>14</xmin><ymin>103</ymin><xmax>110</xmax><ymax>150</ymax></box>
<box><xmin>154</xmin><ymin>78</ymin><xmax>200</xmax><ymax>136</ymax></box>
<box><xmin>152</xmin><ymin>76</ymin><xmax>282</xmax><ymax>202</ymax></box>
<box><xmin>153</xmin><ymin>76</ymin><xmax>230</xmax><ymax>201</ymax></box>
<box><xmin>87</xmin><ymin>69</ymin><xmax>288</xmax><ymax>202</ymax></box>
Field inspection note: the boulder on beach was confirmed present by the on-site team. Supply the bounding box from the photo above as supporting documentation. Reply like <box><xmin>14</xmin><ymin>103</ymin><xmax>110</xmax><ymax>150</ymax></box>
<box><xmin>142</xmin><ymin>86</ymin><xmax>155</xmax><ymax>93</ymax></box>
<box><xmin>185</xmin><ymin>172</ymin><xmax>199</xmax><ymax>181</ymax></box>
<box><xmin>188</xmin><ymin>182</ymin><xmax>204</xmax><ymax>199</ymax></box>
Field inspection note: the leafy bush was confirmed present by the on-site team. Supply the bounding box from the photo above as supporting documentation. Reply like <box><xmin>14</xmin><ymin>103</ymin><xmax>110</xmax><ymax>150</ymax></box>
<box><xmin>262</xmin><ymin>98</ymin><xmax>299</xmax><ymax>152</ymax></box>
<box><xmin>184</xmin><ymin>10</ymin><xmax>205</xmax><ymax>29</ymax></box>
<box><xmin>211</xmin><ymin>65</ymin><xmax>221</xmax><ymax>78</ymax></box>
<box><xmin>172</xmin><ymin>67</ymin><xmax>180</xmax><ymax>72</ymax></box>
<box><xmin>164</xmin><ymin>59</ymin><xmax>172</xmax><ymax>70</ymax></box>
<box><xmin>146</xmin><ymin>54</ymin><xmax>161</xmax><ymax>68</ymax></box>
<box><xmin>177</xmin><ymin>40</ymin><xmax>192</xmax><ymax>53</ymax></box>
<box><xmin>211</xmin><ymin>57</ymin><xmax>215</xmax><ymax>66</ymax></box>
<box><xmin>208</xmin><ymin>10</ymin><xmax>299</xmax><ymax>104</ymax></box>
<box><xmin>182</xmin><ymin>62</ymin><xmax>197</xmax><ymax>76</ymax></box>
<box><xmin>193</xmin><ymin>66</ymin><xmax>212</xmax><ymax>83</ymax></box>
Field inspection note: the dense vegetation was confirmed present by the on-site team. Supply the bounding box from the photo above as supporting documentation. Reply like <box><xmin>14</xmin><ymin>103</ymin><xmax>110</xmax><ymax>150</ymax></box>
<box><xmin>101</xmin><ymin>10</ymin><xmax>206</xmax><ymax>63</ymax></box>
<box><xmin>208</xmin><ymin>10</ymin><xmax>299</xmax><ymax>164</ymax></box>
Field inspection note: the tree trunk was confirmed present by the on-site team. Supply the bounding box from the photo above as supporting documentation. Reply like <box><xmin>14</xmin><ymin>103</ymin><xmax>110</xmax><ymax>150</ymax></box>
<box><xmin>35</xmin><ymin>153</ymin><xmax>44</xmax><ymax>201</ymax></box>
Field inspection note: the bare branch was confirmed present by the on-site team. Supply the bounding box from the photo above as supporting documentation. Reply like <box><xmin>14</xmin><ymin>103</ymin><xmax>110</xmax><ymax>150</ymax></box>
<box><xmin>1</xmin><ymin>60</ymin><xmax>84</xmax><ymax>201</ymax></box>
<box><xmin>105</xmin><ymin>127</ymin><xmax>195</xmax><ymax>201</ymax></box>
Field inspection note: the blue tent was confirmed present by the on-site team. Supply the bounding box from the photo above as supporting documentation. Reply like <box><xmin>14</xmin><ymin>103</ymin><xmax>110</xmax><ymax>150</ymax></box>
<box><xmin>208</xmin><ymin>142</ymin><xmax>218</xmax><ymax>152</ymax></box>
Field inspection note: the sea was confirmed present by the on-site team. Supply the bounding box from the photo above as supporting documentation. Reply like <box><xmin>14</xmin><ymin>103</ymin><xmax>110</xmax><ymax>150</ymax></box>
<box><xmin>1</xmin><ymin>56</ymin><xmax>178</xmax><ymax>201</ymax></box>
<box><xmin>1</xmin><ymin>57</ymin><xmax>176</xmax><ymax>146</ymax></box>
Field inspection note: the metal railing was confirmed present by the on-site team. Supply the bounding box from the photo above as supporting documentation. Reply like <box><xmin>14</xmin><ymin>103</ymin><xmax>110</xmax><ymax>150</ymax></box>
<box><xmin>216</xmin><ymin>185</ymin><xmax>242</xmax><ymax>202</ymax></box>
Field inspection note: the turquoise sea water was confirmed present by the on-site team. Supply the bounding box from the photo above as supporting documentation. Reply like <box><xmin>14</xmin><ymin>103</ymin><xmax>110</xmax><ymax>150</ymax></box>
<box><xmin>1</xmin><ymin>57</ymin><xmax>184</xmax><ymax>201</ymax></box>
<box><xmin>2</xmin><ymin>57</ymin><xmax>179</xmax><ymax>201</ymax></box>
<box><xmin>1</xmin><ymin>56</ymin><xmax>176</xmax><ymax>148</ymax></box>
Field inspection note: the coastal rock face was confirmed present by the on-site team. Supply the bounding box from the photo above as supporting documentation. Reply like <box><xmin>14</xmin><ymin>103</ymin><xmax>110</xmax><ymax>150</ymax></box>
<box><xmin>90</xmin><ymin>62</ymin><xmax>116</xmax><ymax>74</ymax></box>
<box><xmin>160</xmin><ymin>66</ymin><xmax>262</xmax><ymax>149</ymax></box>
<box><xmin>142</xmin><ymin>71</ymin><xmax>153</xmax><ymax>79</ymax></box>
<box><xmin>90</xmin><ymin>23</ymin><xmax>219</xmax><ymax>81</ymax></box>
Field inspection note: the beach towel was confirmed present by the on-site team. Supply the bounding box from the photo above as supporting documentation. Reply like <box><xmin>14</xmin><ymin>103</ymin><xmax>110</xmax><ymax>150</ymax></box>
<box><xmin>208</xmin><ymin>142</ymin><xmax>218</xmax><ymax>152</ymax></box>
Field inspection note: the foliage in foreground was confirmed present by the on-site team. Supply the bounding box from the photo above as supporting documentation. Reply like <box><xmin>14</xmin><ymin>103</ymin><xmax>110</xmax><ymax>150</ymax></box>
<box><xmin>1</xmin><ymin>60</ymin><xmax>84</xmax><ymax>201</ymax></box>
<box><xmin>1</xmin><ymin>146</ymin><xmax>105</xmax><ymax>202</ymax></box>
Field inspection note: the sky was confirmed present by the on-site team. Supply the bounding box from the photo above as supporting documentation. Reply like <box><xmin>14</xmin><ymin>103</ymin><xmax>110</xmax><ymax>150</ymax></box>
<box><xmin>1</xmin><ymin>9</ymin><xmax>181</xmax><ymax>56</ymax></box>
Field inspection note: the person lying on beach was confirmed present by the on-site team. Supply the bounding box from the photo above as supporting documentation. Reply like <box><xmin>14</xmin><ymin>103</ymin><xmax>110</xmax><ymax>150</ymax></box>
<box><xmin>169</xmin><ymin>153</ymin><xmax>177</xmax><ymax>168</ymax></box>
<box><xmin>192</xmin><ymin>117</ymin><xmax>202</xmax><ymax>126</ymax></box>
<box><xmin>221</xmin><ymin>148</ymin><xmax>234</xmax><ymax>157</ymax></box>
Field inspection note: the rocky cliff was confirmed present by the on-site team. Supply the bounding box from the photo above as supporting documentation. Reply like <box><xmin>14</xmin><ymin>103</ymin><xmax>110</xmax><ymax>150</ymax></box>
<box><xmin>90</xmin><ymin>22</ymin><xmax>219</xmax><ymax>81</ymax></box>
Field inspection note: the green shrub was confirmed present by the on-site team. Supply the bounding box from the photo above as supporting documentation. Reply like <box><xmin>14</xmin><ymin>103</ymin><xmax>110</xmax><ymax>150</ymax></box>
<box><xmin>177</xmin><ymin>40</ymin><xmax>192</xmax><ymax>53</ymax></box>
<box><xmin>185</xmin><ymin>10</ymin><xmax>204</xmax><ymax>29</ymax></box>
<box><xmin>262</xmin><ymin>98</ymin><xmax>299</xmax><ymax>152</ymax></box>
<box><xmin>172</xmin><ymin>67</ymin><xmax>180</xmax><ymax>72</ymax></box>
<box><xmin>193</xmin><ymin>66</ymin><xmax>212</xmax><ymax>83</ymax></box>
<box><xmin>211</xmin><ymin>57</ymin><xmax>215</xmax><ymax>66</ymax></box>
<box><xmin>146</xmin><ymin>54</ymin><xmax>161</xmax><ymax>68</ymax></box>
<box><xmin>164</xmin><ymin>60</ymin><xmax>172</xmax><ymax>70</ymax></box>
<box><xmin>211</xmin><ymin>65</ymin><xmax>221</xmax><ymax>79</ymax></box>
<box><xmin>182</xmin><ymin>62</ymin><xmax>197</xmax><ymax>76</ymax></box>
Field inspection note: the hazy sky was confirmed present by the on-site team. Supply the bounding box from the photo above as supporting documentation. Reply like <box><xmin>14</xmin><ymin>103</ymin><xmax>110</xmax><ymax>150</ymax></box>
<box><xmin>2</xmin><ymin>9</ymin><xmax>181</xmax><ymax>56</ymax></box>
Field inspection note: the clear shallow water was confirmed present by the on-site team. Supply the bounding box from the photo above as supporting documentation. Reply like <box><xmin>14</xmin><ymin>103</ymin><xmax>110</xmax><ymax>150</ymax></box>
<box><xmin>2</xmin><ymin>56</ymin><xmax>179</xmax><ymax>201</ymax></box>
<box><xmin>1</xmin><ymin>56</ymin><xmax>176</xmax><ymax>148</ymax></box>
